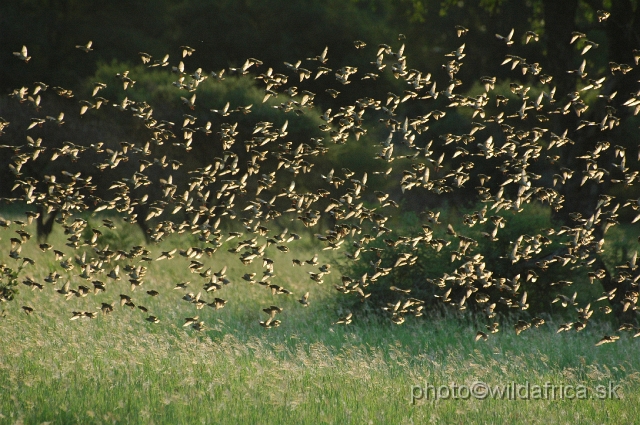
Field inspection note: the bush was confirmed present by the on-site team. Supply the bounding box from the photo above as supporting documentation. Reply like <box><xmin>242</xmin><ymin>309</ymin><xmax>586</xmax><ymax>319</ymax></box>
<box><xmin>338</xmin><ymin>201</ymin><xmax>599</xmax><ymax>321</ymax></box>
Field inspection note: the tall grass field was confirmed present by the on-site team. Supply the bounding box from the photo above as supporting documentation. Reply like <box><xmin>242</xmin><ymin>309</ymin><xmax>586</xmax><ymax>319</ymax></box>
<box><xmin>0</xmin><ymin>214</ymin><xmax>639</xmax><ymax>424</ymax></box>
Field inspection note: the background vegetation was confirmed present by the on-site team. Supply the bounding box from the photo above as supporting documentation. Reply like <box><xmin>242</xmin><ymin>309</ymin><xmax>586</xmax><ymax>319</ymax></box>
<box><xmin>2</xmin><ymin>1</ymin><xmax>640</xmax><ymax>422</ymax></box>
<box><xmin>0</xmin><ymin>221</ymin><xmax>638</xmax><ymax>424</ymax></box>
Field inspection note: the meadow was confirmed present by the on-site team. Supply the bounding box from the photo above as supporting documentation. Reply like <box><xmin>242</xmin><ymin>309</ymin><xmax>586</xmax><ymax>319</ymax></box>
<box><xmin>0</xmin><ymin>213</ymin><xmax>639</xmax><ymax>425</ymax></box>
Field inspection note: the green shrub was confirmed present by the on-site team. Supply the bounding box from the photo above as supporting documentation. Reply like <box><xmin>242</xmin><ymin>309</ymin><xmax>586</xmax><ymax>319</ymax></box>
<box><xmin>338</xmin><ymin>201</ymin><xmax>599</xmax><ymax>321</ymax></box>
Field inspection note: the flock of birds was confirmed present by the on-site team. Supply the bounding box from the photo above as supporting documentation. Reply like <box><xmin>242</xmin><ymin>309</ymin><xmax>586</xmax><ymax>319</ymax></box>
<box><xmin>2</xmin><ymin>9</ymin><xmax>640</xmax><ymax>346</ymax></box>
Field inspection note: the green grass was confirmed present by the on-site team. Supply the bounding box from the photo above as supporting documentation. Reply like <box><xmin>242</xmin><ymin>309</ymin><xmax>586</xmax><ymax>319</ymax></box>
<box><xmin>0</xmin><ymin>214</ymin><xmax>639</xmax><ymax>424</ymax></box>
<box><xmin>1</xmin><ymin>313</ymin><xmax>639</xmax><ymax>424</ymax></box>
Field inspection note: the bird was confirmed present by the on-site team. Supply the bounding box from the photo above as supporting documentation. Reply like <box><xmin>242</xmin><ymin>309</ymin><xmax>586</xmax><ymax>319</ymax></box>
<box><xmin>157</xmin><ymin>249</ymin><xmax>178</xmax><ymax>261</ymax></box>
<box><xmin>211</xmin><ymin>102</ymin><xmax>231</xmax><ymax>116</ymax></box>
<box><xmin>566</xmin><ymin>59</ymin><xmax>587</xmax><ymax>78</ymax></box>
<box><xmin>580</xmin><ymin>40</ymin><xmax>598</xmax><ymax>55</ymax></box>
<box><xmin>75</xmin><ymin>41</ymin><xmax>93</xmax><ymax>52</ymax></box>
<box><xmin>552</xmin><ymin>292</ymin><xmax>578</xmax><ymax>308</ymax></box>
<box><xmin>298</xmin><ymin>292</ymin><xmax>310</xmax><ymax>306</ymax></box>
<box><xmin>595</xmin><ymin>335</ymin><xmax>619</xmax><ymax>346</ymax></box>
<box><xmin>495</xmin><ymin>28</ymin><xmax>515</xmax><ymax>45</ymax></box>
<box><xmin>100</xmin><ymin>303</ymin><xmax>114</xmax><ymax>315</ymax></box>
<box><xmin>139</xmin><ymin>52</ymin><xmax>152</xmax><ymax>64</ymax></box>
<box><xmin>150</xmin><ymin>54</ymin><xmax>170</xmax><ymax>67</ymax></box>
<box><xmin>181</xmin><ymin>93</ymin><xmax>196</xmax><ymax>110</ymax></box>
<box><xmin>475</xmin><ymin>331</ymin><xmax>488</xmax><ymax>341</ymax></box>
<box><xmin>570</xmin><ymin>31</ymin><xmax>586</xmax><ymax>44</ymax></box>
<box><xmin>325</xmin><ymin>88</ymin><xmax>340</xmax><ymax>98</ymax></box>
<box><xmin>455</xmin><ymin>25</ymin><xmax>469</xmax><ymax>37</ymax></box>
<box><xmin>260</xmin><ymin>305</ymin><xmax>283</xmax><ymax>328</ymax></box>
<box><xmin>79</xmin><ymin>100</ymin><xmax>94</xmax><ymax>115</ymax></box>
<box><xmin>514</xmin><ymin>320</ymin><xmax>531</xmax><ymax>335</ymax></box>
<box><xmin>597</xmin><ymin>288</ymin><xmax>616</xmax><ymax>302</ymax></box>
<box><xmin>597</xmin><ymin>10</ymin><xmax>610</xmax><ymax>22</ymax></box>
<box><xmin>26</xmin><ymin>118</ymin><xmax>45</xmax><ymax>131</ymax></box>
<box><xmin>45</xmin><ymin>112</ymin><xmax>65</xmax><ymax>125</ymax></box>
<box><xmin>13</xmin><ymin>45</ymin><xmax>31</xmax><ymax>62</ymax></box>
<box><xmin>180</xmin><ymin>46</ymin><xmax>195</xmax><ymax>57</ymax></box>
<box><xmin>524</xmin><ymin>31</ymin><xmax>539</xmax><ymax>44</ymax></box>
<box><xmin>334</xmin><ymin>312</ymin><xmax>353</xmax><ymax>325</ymax></box>
<box><xmin>183</xmin><ymin>316</ymin><xmax>199</xmax><ymax>327</ymax></box>
<box><xmin>115</xmin><ymin>71</ymin><xmax>136</xmax><ymax>89</ymax></box>
<box><xmin>209</xmin><ymin>298</ymin><xmax>227</xmax><ymax>310</ymax></box>
<box><xmin>307</xmin><ymin>46</ymin><xmax>329</xmax><ymax>63</ymax></box>
<box><xmin>92</xmin><ymin>82</ymin><xmax>107</xmax><ymax>96</ymax></box>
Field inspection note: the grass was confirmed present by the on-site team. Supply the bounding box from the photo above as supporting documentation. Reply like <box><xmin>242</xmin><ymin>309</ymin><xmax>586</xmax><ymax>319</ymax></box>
<box><xmin>0</xmin><ymin>212</ymin><xmax>639</xmax><ymax>424</ymax></box>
